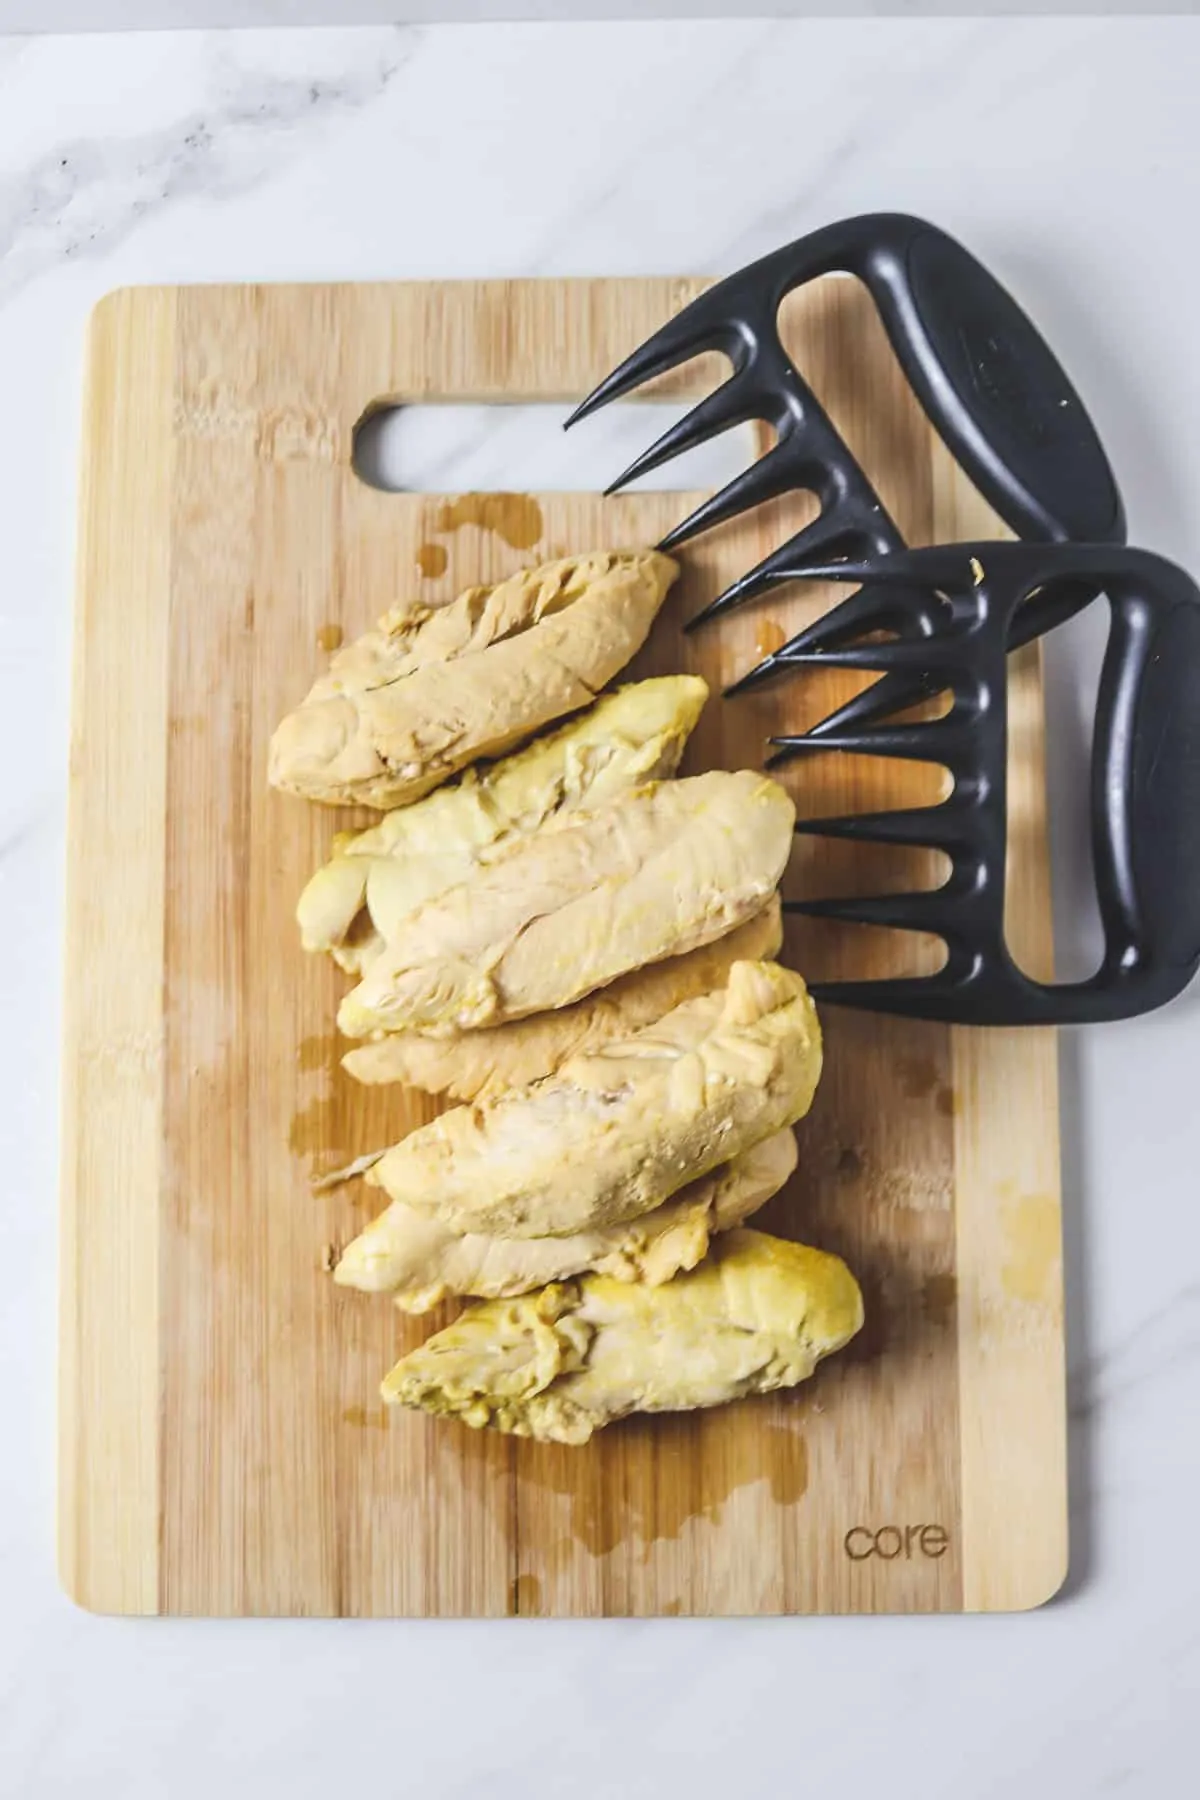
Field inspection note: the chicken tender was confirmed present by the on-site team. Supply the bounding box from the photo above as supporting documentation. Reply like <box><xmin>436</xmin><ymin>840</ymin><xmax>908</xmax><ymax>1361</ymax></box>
<box><xmin>337</xmin><ymin>772</ymin><xmax>795</xmax><ymax>1038</ymax></box>
<box><xmin>269</xmin><ymin>550</ymin><xmax>677</xmax><ymax>808</ymax></box>
<box><xmin>342</xmin><ymin>897</ymin><xmax>782</xmax><ymax>1096</ymax></box>
<box><xmin>334</xmin><ymin>1129</ymin><xmax>797</xmax><ymax>1308</ymax></box>
<box><xmin>358</xmin><ymin>960</ymin><xmax>821</xmax><ymax>1243</ymax></box>
<box><xmin>381</xmin><ymin>1228</ymin><xmax>863</xmax><ymax>1444</ymax></box>
<box><xmin>297</xmin><ymin>675</ymin><xmax>708</xmax><ymax>974</ymax></box>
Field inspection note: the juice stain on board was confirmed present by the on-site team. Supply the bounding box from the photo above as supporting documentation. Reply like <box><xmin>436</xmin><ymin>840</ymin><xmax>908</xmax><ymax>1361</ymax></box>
<box><xmin>415</xmin><ymin>541</ymin><xmax>448</xmax><ymax>578</ymax></box>
<box><xmin>434</xmin><ymin>493</ymin><xmax>544</xmax><ymax>550</ymax></box>
<box><xmin>513</xmin><ymin>1411</ymin><xmax>810</xmax><ymax>1560</ymax></box>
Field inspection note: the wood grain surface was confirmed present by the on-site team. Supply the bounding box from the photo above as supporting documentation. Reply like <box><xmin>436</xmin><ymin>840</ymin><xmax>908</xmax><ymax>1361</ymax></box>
<box><xmin>60</xmin><ymin>274</ymin><xmax>1066</xmax><ymax>1616</ymax></box>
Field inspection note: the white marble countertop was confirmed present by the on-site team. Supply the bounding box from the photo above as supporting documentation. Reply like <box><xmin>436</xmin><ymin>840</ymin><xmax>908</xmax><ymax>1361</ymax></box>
<box><xmin>2</xmin><ymin>19</ymin><xmax>1199</xmax><ymax>1798</ymax></box>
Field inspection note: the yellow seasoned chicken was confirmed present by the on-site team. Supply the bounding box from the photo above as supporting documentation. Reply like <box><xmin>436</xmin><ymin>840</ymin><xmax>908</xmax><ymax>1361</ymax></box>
<box><xmin>360</xmin><ymin>960</ymin><xmax>821</xmax><ymax>1243</ymax></box>
<box><xmin>337</xmin><ymin>772</ymin><xmax>795</xmax><ymax>1039</ymax></box>
<box><xmin>382</xmin><ymin>1228</ymin><xmax>863</xmax><ymax>1444</ymax></box>
<box><xmin>342</xmin><ymin>897</ymin><xmax>782</xmax><ymax>1096</ymax></box>
<box><xmin>268</xmin><ymin>550</ymin><xmax>677</xmax><ymax>808</ymax></box>
<box><xmin>335</xmin><ymin>1128</ymin><xmax>797</xmax><ymax>1309</ymax></box>
<box><xmin>297</xmin><ymin>675</ymin><xmax>708</xmax><ymax>974</ymax></box>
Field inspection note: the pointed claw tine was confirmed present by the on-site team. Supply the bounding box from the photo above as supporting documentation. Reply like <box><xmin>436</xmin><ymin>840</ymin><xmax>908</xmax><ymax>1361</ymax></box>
<box><xmin>687</xmin><ymin>529</ymin><xmax>831</xmax><ymax>632</ymax></box>
<box><xmin>776</xmin><ymin>584</ymin><xmax>899</xmax><ymax>657</ymax></box>
<box><xmin>764</xmin><ymin>738</ymin><xmax>810</xmax><ymax>770</ymax></box>
<box><xmin>777</xmin><ymin>582</ymin><xmax>926</xmax><ymax>658</ymax></box>
<box><xmin>686</xmin><ymin>565</ymin><xmax>779</xmax><ymax>631</ymax></box>
<box><xmin>565</xmin><ymin>347</ymin><xmax>688</xmax><ymax>429</ymax></box>
<box><xmin>768</xmin><ymin>719</ymin><xmax>967</xmax><ymax>762</ymax></box>
<box><xmin>803</xmin><ymin>974</ymin><xmax>970</xmax><ymax>1020</ymax></box>
<box><xmin>785</xmin><ymin>891</ymin><xmax>950</xmax><ymax>933</ymax></box>
<box><xmin>783</xmin><ymin>581</ymin><xmax>949</xmax><ymax>659</ymax></box>
<box><xmin>565</xmin><ymin>300</ymin><xmax>731</xmax><ymax>428</ymax></box>
<box><xmin>659</xmin><ymin>443</ymin><xmax>797</xmax><ymax>553</ymax></box>
<box><xmin>603</xmin><ymin>377</ymin><xmax>753</xmax><ymax>494</ymax></box>
<box><xmin>565</xmin><ymin>370</ymin><xmax>642</xmax><ymax>430</ymax></box>
<box><xmin>724</xmin><ymin>654</ymin><xmax>787</xmax><ymax>698</ymax></box>
<box><xmin>803</xmin><ymin>977</ymin><xmax>906</xmax><ymax>1015</ymax></box>
<box><xmin>775</xmin><ymin>639</ymin><xmax>955</xmax><ymax>674</ymax></box>
<box><xmin>687</xmin><ymin>519</ymin><xmax>922</xmax><ymax>634</ymax></box>
<box><xmin>799</xmin><ymin>671</ymin><xmax>943</xmax><ymax>739</ymax></box>
<box><xmin>793</xmin><ymin>803</ymin><xmax>964</xmax><ymax>850</ymax></box>
<box><xmin>749</xmin><ymin>514</ymin><xmax>876</xmax><ymax>587</ymax></box>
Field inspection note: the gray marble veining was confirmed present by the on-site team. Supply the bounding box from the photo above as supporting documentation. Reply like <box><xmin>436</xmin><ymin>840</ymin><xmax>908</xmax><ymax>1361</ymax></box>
<box><xmin>0</xmin><ymin>30</ymin><xmax>412</xmax><ymax>306</ymax></box>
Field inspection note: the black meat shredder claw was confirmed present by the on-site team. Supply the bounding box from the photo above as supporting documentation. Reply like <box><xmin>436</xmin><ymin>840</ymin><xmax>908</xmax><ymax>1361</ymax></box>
<box><xmin>779</xmin><ymin>542</ymin><xmax>1200</xmax><ymax>1026</ymax></box>
<box><xmin>565</xmin><ymin>212</ymin><xmax>1125</xmax><ymax>712</ymax></box>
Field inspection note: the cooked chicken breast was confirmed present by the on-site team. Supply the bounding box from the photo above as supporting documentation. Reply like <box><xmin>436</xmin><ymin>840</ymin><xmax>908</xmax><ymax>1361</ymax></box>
<box><xmin>334</xmin><ymin>1129</ymin><xmax>797</xmax><ymax>1309</ymax></box>
<box><xmin>268</xmin><ymin>550</ymin><xmax>677</xmax><ymax>808</ymax></box>
<box><xmin>337</xmin><ymin>772</ymin><xmax>795</xmax><ymax>1039</ymax></box>
<box><xmin>343</xmin><ymin>897</ymin><xmax>783</xmax><ymax>1096</ymax></box>
<box><xmin>297</xmin><ymin>675</ymin><xmax>708</xmax><ymax>974</ymax></box>
<box><xmin>360</xmin><ymin>960</ymin><xmax>820</xmax><ymax>1244</ymax></box>
<box><xmin>381</xmin><ymin>1228</ymin><xmax>862</xmax><ymax>1444</ymax></box>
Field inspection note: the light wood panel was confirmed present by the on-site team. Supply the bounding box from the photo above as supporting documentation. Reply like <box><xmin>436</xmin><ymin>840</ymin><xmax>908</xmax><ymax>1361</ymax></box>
<box><xmin>933</xmin><ymin>469</ymin><xmax>1067</xmax><ymax>1613</ymax></box>
<box><xmin>60</xmin><ymin>274</ymin><xmax>1066</xmax><ymax>1615</ymax></box>
<box><xmin>59</xmin><ymin>288</ymin><xmax>174</xmax><ymax>1615</ymax></box>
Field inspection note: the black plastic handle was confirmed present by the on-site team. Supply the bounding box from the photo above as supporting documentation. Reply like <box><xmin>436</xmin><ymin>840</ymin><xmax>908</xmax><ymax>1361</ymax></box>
<box><xmin>988</xmin><ymin>545</ymin><xmax>1200</xmax><ymax>1021</ymax></box>
<box><xmin>861</xmin><ymin>217</ymin><xmax>1125</xmax><ymax>548</ymax></box>
<box><xmin>1095</xmin><ymin>565</ymin><xmax>1200</xmax><ymax>987</ymax></box>
<box><xmin>786</xmin><ymin>213</ymin><xmax>1126</xmax><ymax>551</ymax></box>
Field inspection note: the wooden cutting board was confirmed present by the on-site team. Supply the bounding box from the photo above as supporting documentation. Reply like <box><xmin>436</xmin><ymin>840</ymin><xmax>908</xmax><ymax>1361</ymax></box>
<box><xmin>60</xmin><ymin>274</ymin><xmax>1066</xmax><ymax>1617</ymax></box>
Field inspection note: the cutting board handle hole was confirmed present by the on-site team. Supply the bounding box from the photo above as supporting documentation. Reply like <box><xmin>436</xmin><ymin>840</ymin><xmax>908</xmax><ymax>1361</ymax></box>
<box><xmin>351</xmin><ymin>402</ymin><xmax>756</xmax><ymax>496</ymax></box>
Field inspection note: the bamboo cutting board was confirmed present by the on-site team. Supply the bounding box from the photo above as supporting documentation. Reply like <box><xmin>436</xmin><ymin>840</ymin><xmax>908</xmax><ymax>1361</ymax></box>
<box><xmin>60</xmin><ymin>274</ymin><xmax>1066</xmax><ymax>1616</ymax></box>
